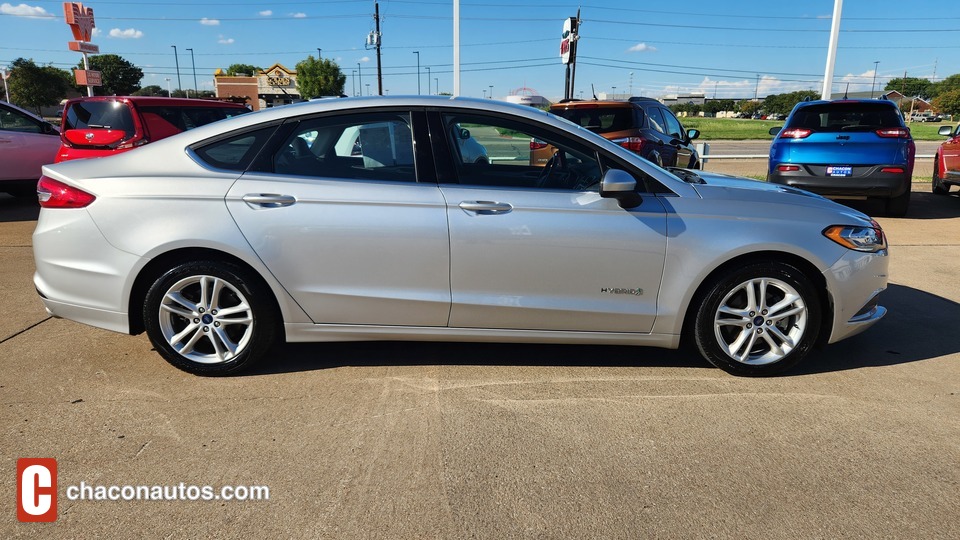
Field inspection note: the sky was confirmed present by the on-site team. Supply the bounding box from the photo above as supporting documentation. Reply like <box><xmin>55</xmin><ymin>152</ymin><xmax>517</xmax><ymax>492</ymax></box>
<box><xmin>2</xmin><ymin>0</ymin><xmax>959</xmax><ymax>102</ymax></box>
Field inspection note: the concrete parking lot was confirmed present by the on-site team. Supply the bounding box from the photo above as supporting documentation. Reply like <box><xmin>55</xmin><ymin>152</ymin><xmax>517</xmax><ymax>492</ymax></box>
<box><xmin>2</xmin><ymin>186</ymin><xmax>959</xmax><ymax>538</ymax></box>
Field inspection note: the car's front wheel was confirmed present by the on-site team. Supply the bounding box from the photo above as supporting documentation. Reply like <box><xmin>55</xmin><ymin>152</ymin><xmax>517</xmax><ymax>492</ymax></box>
<box><xmin>933</xmin><ymin>158</ymin><xmax>949</xmax><ymax>195</ymax></box>
<box><xmin>143</xmin><ymin>261</ymin><xmax>279</xmax><ymax>375</ymax></box>
<box><xmin>693</xmin><ymin>262</ymin><xmax>821</xmax><ymax>376</ymax></box>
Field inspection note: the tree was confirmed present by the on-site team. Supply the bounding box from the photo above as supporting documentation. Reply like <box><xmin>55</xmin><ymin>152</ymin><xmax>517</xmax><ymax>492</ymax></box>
<box><xmin>884</xmin><ymin>77</ymin><xmax>933</xmax><ymax>100</ymax></box>
<box><xmin>133</xmin><ymin>85</ymin><xmax>168</xmax><ymax>97</ymax></box>
<box><xmin>77</xmin><ymin>54</ymin><xmax>143</xmax><ymax>96</ymax></box>
<box><xmin>931</xmin><ymin>74</ymin><xmax>960</xmax><ymax>99</ymax></box>
<box><xmin>761</xmin><ymin>90</ymin><xmax>819</xmax><ymax>115</ymax></box>
<box><xmin>7</xmin><ymin>58</ymin><xmax>71</xmax><ymax>114</ymax></box>
<box><xmin>295</xmin><ymin>56</ymin><xmax>346</xmax><ymax>99</ymax></box>
<box><xmin>226</xmin><ymin>64</ymin><xmax>261</xmax><ymax>77</ymax></box>
<box><xmin>739</xmin><ymin>100</ymin><xmax>762</xmax><ymax>116</ymax></box>
<box><xmin>932</xmin><ymin>89</ymin><xmax>960</xmax><ymax>117</ymax></box>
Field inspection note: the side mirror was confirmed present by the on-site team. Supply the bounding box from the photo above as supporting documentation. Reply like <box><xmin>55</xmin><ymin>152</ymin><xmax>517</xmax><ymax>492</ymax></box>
<box><xmin>42</xmin><ymin>123</ymin><xmax>59</xmax><ymax>135</ymax></box>
<box><xmin>459</xmin><ymin>128</ymin><xmax>470</xmax><ymax>140</ymax></box>
<box><xmin>686</xmin><ymin>128</ymin><xmax>700</xmax><ymax>140</ymax></box>
<box><xmin>938</xmin><ymin>125</ymin><xmax>954</xmax><ymax>137</ymax></box>
<box><xmin>600</xmin><ymin>169</ymin><xmax>642</xmax><ymax>209</ymax></box>
<box><xmin>768</xmin><ymin>126</ymin><xmax>782</xmax><ymax>136</ymax></box>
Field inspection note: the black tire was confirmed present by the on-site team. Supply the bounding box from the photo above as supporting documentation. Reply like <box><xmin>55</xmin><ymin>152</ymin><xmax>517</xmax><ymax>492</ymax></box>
<box><xmin>143</xmin><ymin>260</ymin><xmax>278</xmax><ymax>376</ymax></box>
<box><xmin>885</xmin><ymin>190</ymin><xmax>910</xmax><ymax>217</ymax></box>
<box><xmin>933</xmin><ymin>158</ymin><xmax>949</xmax><ymax>195</ymax></box>
<box><xmin>693</xmin><ymin>262</ymin><xmax>821</xmax><ymax>377</ymax></box>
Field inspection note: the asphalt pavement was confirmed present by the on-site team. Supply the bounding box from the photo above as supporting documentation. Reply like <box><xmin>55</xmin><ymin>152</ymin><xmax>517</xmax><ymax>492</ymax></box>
<box><xmin>2</xmin><ymin>185</ymin><xmax>959</xmax><ymax>538</ymax></box>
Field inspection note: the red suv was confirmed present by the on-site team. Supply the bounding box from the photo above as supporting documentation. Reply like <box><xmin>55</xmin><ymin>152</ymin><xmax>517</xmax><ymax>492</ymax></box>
<box><xmin>56</xmin><ymin>96</ymin><xmax>250</xmax><ymax>162</ymax></box>
<box><xmin>933</xmin><ymin>123</ymin><xmax>960</xmax><ymax>196</ymax></box>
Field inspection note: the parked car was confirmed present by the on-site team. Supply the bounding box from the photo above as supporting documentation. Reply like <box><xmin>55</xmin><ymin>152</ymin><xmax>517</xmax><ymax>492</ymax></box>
<box><xmin>933</xmin><ymin>123</ymin><xmax>960</xmax><ymax>195</ymax></box>
<box><xmin>541</xmin><ymin>97</ymin><xmax>701</xmax><ymax>169</ymax></box>
<box><xmin>56</xmin><ymin>96</ymin><xmax>250</xmax><ymax>162</ymax></box>
<box><xmin>0</xmin><ymin>101</ymin><xmax>60</xmax><ymax>196</ymax></box>
<box><xmin>767</xmin><ymin>98</ymin><xmax>915</xmax><ymax>216</ymax></box>
<box><xmin>34</xmin><ymin>96</ymin><xmax>888</xmax><ymax>377</ymax></box>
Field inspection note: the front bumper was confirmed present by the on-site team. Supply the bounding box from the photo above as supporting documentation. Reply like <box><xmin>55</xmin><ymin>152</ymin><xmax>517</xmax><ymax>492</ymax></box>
<box><xmin>823</xmin><ymin>247</ymin><xmax>889</xmax><ymax>344</ymax></box>
<box><xmin>769</xmin><ymin>165</ymin><xmax>911</xmax><ymax>199</ymax></box>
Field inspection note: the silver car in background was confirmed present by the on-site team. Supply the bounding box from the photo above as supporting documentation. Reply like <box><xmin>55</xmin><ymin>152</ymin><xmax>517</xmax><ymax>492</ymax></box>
<box><xmin>33</xmin><ymin>96</ymin><xmax>888</xmax><ymax>377</ymax></box>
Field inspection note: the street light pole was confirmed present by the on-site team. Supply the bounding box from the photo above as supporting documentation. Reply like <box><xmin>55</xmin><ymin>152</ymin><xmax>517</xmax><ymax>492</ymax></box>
<box><xmin>171</xmin><ymin>45</ymin><xmax>182</xmax><ymax>96</ymax></box>
<box><xmin>352</xmin><ymin>70</ymin><xmax>356</xmax><ymax>97</ymax></box>
<box><xmin>164</xmin><ymin>77</ymin><xmax>171</xmax><ymax>97</ymax></box>
<box><xmin>425</xmin><ymin>67</ymin><xmax>431</xmax><ymax>94</ymax></box>
<box><xmin>871</xmin><ymin>60</ymin><xmax>880</xmax><ymax>98</ymax></box>
<box><xmin>413</xmin><ymin>51</ymin><xmax>420</xmax><ymax>95</ymax></box>
<box><xmin>435</xmin><ymin>78</ymin><xmax>439</xmax><ymax>95</ymax></box>
<box><xmin>317</xmin><ymin>48</ymin><xmax>322</xmax><ymax>59</ymax></box>
<box><xmin>488</xmin><ymin>85</ymin><xmax>493</xmax><ymax>99</ymax></box>
<box><xmin>357</xmin><ymin>63</ymin><xmax>362</xmax><ymax>97</ymax></box>
<box><xmin>185</xmin><ymin>48</ymin><xmax>197</xmax><ymax>98</ymax></box>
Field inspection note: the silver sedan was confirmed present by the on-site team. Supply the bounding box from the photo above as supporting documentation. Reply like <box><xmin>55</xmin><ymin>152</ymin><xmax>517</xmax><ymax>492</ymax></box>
<box><xmin>33</xmin><ymin>96</ymin><xmax>888</xmax><ymax>376</ymax></box>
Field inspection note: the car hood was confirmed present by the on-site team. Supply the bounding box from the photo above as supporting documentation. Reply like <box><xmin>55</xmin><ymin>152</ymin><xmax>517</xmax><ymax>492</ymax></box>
<box><xmin>669</xmin><ymin>168</ymin><xmax>874</xmax><ymax>224</ymax></box>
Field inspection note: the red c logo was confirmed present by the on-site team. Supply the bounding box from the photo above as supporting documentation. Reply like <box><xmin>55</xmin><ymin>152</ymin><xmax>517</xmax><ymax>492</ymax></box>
<box><xmin>16</xmin><ymin>458</ymin><xmax>57</xmax><ymax>522</ymax></box>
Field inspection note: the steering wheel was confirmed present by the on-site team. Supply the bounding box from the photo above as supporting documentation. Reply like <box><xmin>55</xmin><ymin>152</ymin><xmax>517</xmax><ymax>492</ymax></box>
<box><xmin>536</xmin><ymin>150</ymin><xmax>568</xmax><ymax>189</ymax></box>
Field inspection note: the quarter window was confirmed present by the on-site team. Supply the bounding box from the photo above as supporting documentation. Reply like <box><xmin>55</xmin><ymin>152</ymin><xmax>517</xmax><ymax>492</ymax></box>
<box><xmin>662</xmin><ymin>109</ymin><xmax>685</xmax><ymax>140</ymax></box>
<box><xmin>193</xmin><ymin>126</ymin><xmax>278</xmax><ymax>171</ymax></box>
<box><xmin>273</xmin><ymin>113</ymin><xmax>416</xmax><ymax>182</ymax></box>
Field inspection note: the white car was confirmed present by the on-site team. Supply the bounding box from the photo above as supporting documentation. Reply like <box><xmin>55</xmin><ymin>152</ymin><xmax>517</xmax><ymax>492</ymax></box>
<box><xmin>0</xmin><ymin>101</ymin><xmax>60</xmax><ymax>196</ymax></box>
<box><xmin>33</xmin><ymin>96</ymin><xmax>889</xmax><ymax>377</ymax></box>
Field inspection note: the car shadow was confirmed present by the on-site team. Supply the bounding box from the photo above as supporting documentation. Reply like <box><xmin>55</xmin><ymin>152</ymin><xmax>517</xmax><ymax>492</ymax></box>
<box><xmin>241</xmin><ymin>283</ymin><xmax>959</xmax><ymax>378</ymax></box>
<box><xmin>839</xmin><ymin>189</ymin><xmax>960</xmax><ymax>220</ymax></box>
<box><xmin>0</xmin><ymin>194</ymin><xmax>40</xmax><ymax>222</ymax></box>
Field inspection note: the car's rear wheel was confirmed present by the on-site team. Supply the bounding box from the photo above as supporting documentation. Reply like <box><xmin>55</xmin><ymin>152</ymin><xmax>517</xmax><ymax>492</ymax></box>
<box><xmin>885</xmin><ymin>190</ymin><xmax>910</xmax><ymax>217</ymax></box>
<box><xmin>693</xmin><ymin>262</ymin><xmax>821</xmax><ymax>376</ymax></box>
<box><xmin>143</xmin><ymin>261</ymin><xmax>278</xmax><ymax>375</ymax></box>
<box><xmin>933</xmin><ymin>158</ymin><xmax>949</xmax><ymax>195</ymax></box>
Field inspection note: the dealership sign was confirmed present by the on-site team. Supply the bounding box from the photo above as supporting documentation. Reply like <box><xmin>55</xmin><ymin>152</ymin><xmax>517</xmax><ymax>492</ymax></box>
<box><xmin>560</xmin><ymin>17</ymin><xmax>578</xmax><ymax>65</ymax></box>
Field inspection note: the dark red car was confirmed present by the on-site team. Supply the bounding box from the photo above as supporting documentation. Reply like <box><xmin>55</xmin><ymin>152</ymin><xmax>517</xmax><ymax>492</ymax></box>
<box><xmin>933</xmin><ymin>123</ymin><xmax>960</xmax><ymax>195</ymax></box>
<box><xmin>56</xmin><ymin>96</ymin><xmax>250</xmax><ymax>162</ymax></box>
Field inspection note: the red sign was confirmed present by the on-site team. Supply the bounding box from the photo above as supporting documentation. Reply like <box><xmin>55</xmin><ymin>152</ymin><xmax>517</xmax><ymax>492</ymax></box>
<box><xmin>74</xmin><ymin>69</ymin><xmax>102</xmax><ymax>87</ymax></box>
<box><xmin>64</xmin><ymin>2</ymin><xmax>96</xmax><ymax>42</ymax></box>
<box><xmin>17</xmin><ymin>458</ymin><xmax>58</xmax><ymax>522</ymax></box>
<box><xmin>68</xmin><ymin>41</ymin><xmax>100</xmax><ymax>54</ymax></box>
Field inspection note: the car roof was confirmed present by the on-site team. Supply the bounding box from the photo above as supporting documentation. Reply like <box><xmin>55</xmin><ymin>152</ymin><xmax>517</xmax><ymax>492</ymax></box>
<box><xmin>795</xmin><ymin>98</ymin><xmax>898</xmax><ymax>108</ymax></box>
<box><xmin>65</xmin><ymin>96</ymin><xmax>248</xmax><ymax>108</ymax></box>
<box><xmin>551</xmin><ymin>100</ymin><xmax>640</xmax><ymax>109</ymax></box>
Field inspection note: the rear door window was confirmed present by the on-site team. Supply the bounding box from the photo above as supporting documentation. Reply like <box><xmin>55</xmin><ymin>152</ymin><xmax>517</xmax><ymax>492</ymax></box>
<box><xmin>662</xmin><ymin>109</ymin><xmax>685</xmax><ymax>140</ymax></box>
<box><xmin>553</xmin><ymin>107</ymin><xmax>635</xmax><ymax>134</ymax></box>
<box><xmin>646</xmin><ymin>107</ymin><xmax>667</xmax><ymax>134</ymax></box>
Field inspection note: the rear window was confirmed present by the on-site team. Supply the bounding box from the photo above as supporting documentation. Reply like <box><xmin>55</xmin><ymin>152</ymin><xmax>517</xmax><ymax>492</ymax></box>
<box><xmin>787</xmin><ymin>103</ymin><xmax>904</xmax><ymax>133</ymax></box>
<box><xmin>64</xmin><ymin>101</ymin><xmax>136</xmax><ymax>139</ymax></box>
<box><xmin>139</xmin><ymin>106</ymin><xmax>248</xmax><ymax>133</ymax></box>
<box><xmin>552</xmin><ymin>106</ymin><xmax>640</xmax><ymax>134</ymax></box>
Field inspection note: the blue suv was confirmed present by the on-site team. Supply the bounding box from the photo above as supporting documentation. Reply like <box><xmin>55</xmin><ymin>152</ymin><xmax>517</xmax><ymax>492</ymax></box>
<box><xmin>768</xmin><ymin>98</ymin><xmax>915</xmax><ymax>216</ymax></box>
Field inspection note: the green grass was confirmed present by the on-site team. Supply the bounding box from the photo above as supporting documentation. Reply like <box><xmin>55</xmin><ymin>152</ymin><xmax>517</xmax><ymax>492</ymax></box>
<box><xmin>680</xmin><ymin>117</ymin><xmax>955</xmax><ymax>141</ymax></box>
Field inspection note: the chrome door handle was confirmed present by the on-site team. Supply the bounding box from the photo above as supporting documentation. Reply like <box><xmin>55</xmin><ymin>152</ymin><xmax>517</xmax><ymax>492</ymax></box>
<box><xmin>459</xmin><ymin>201</ymin><xmax>513</xmax><ymax>215</ymax></box>
<box><xmin>242</xmin><ymin>194</ymin><xmax>297</xmax><ymax>208</ymax></box>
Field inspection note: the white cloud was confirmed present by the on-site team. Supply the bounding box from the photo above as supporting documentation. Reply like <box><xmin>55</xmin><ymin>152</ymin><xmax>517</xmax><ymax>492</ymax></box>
<box><xmin>291</xmin><ymin>12</ymin><xmax>306</xmax><ymax>18</ymax></box>
<box><xmin>677</xmin><ymin>75</ymin><xmax>815</xmax><ymax>100</ymax></box>
<box><xmin>359</xmin><ymin>56</ymin><xmax>370</xmax><ymax>63</ymax></box>
<box><xmin>0</xmin><ymin>3</ymin><xmax>50</xmax><ymax>18</ymax></box>
<box><xmin>627</xmin><ymin>43</ymin><xmax>657</xmax><ymax>53</ymax></box>
<box><xmin>109</xmin><ymin>28</ymin><xmax>143</xmax><ymax>39</ymax></box>
<box><xmin>200</xmin><ymin>18</ymin><xmax>219</xmax><ymax>26</ymax></box>
<box><xmin>259</xmin><ymin>10</ymin><xmax>272</xmax><ymax>16</ymax></box>
<box><xmin>91</xmin><ymin>27</ymin><xmax>102</xmax><ymax>37</ymax></box>
<box><xmin>218</xmin><ymin>35</ymin><xmax>235</xmax><ymax>45</ymax></box>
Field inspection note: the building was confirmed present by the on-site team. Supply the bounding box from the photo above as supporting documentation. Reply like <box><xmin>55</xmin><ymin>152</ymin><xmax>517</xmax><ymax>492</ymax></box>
<box><xmin>504</xmin><ymin>87</ymin><xmax>551</xmax><ymax>108</ymax></box>
<box><xmin>214</xmin><ymin>63</ymin><xmax>301</xmax><ymax>111</ymax></box>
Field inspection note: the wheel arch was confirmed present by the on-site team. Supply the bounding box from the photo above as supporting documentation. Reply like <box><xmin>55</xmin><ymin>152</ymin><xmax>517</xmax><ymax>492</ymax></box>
<box><xmin>127</xmin><ymin>247</ymin><xmax>286</xmax><ymax>341</ymax></box>
<box><xmin>679</xmin><ymin>250</ymin><xmax>833</xmax><ymax>349</ymax></box>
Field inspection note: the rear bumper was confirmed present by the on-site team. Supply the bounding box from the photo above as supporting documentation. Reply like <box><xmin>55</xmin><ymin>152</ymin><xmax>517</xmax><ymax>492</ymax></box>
<box><xmin>769</xmin><ymin>166</ymin><xmax>911</xmax><ymax>199</ymax></box>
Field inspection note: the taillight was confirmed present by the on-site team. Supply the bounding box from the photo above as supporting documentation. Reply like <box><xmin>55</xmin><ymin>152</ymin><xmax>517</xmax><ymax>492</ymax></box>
<box><xmin>530</xmin><ymin>138</ymin><xmax>547</xmax><ymax>150</ymax></box>
<box><xmin>612</xmin><ymin>137</ymin><xmax>644</xmax><ymax>152</ymax></box>
<box><xmin>880</xmin><ymin>167</ymin><xmax>904</xmax><ymax>174</ymax></box>
<box><xmin>779</xmin><ymin>128</ymin><xmax>812</xmax><ymax>139</ymax></box>
<box><xmin>876</xmin><ymin>128</ymin><xmax>909</xmax><ymax>138</ymax></box>
<box><xmin>777</xmin><ymin>165</ymin><xmax>800</xmax><ymax>172</ymax></box>
<box><xmin>37</xmin><ymin>176</ymin><xmax>96</xmax><ymax>208</ymax></box>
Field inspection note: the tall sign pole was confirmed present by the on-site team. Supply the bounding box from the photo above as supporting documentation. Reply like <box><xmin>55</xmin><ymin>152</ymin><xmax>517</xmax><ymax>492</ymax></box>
<box><xmin>560</xmin><ymin>15</ymin><xmax>580</xmax><ymax>100</ymax></box>
<box><xmin>375</xmin><ymin>2</ymin><xmax>383</xmax><ymax>95</ymax></box>
<box><xmin>453</xmin><ymin>0</ymin><xmax>460</xmax><ymax>96</ymax></box>
<box><xmin>821</xmin><ymin>0</ymin><xmax>843</xmax><ymax>100</ymax></box>
<box><xmin>63</xmin><ymin>2</ymin><xmax>100</xmax><ymax>97</ymax></box>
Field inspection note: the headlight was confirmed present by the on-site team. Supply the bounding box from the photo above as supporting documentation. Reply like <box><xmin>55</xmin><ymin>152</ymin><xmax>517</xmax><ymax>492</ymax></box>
<box><xmin>822</xmin><ymin>220</ymin><xmax>887</xmax><ymax>252</ymax></box>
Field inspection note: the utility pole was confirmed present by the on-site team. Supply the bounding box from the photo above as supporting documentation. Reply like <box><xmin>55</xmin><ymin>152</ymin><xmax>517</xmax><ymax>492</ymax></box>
<box><xmin>374</xmin><ymin>2</ymin><xmax>383</xmax><ymax>95</ymax></box>
<box><xmin>426</xmin><ymin>67</ymin><xmax>431</xmax><ymax>94</ymax></box>
<box><xmin>352</xmin><ymin>70</ymin><xmax>356</xmax><ymax>97</ymax></box>
<box><xmin>357</xmin><ymin>63</ymin><xmax>362</xmax><ymax>97</ymax></box>
<box><xmin>413</xmin><ymin>51</ymin><xmax>420</xmax><ymax>95</ymax></box>
<box><xmin>317</xmin><ymin>48</ymin><xmax>322</xmax><ymax>59</ymax></box>
<box><xmin>489</xmin><ymin>85</ymin><xmax>493</xmax><ymax>99</ymax></box>
<box><xmin>171</xmin><ymin>45</ymin><xmax>182</xmax><ymax>96</ymax></box>
<box><xmin>453</xmin><ymin>0</ymin><xmax>460</xmax><ymax>96</ymax></box>
<box><xmin>186</xmin><ymin>48</ymin><xmax>198</xmax><ymax>98</ymax></box>
<box><xmin>871</xmin><ymin>60</ymin><xmax>879</xmax><ymax>98</ymax></box>
<box><xmin>754</xmin><ymin>74</ymin><xmax>760</xmax><ymax>101</ymax></box>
